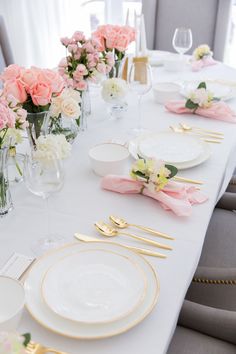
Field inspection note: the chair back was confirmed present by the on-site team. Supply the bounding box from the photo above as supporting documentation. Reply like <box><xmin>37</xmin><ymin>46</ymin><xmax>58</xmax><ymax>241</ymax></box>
<box><xmin>0</xmin><ymin>15</ymin><xmax>14</xmax><ymax>72</ymax></box>
<box><xmin>142</xmin><ymin>0</ymin><xmax>232</xmax><ymax>61</ymax></box>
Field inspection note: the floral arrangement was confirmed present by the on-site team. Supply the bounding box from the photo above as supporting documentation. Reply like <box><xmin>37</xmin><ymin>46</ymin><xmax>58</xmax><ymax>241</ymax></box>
<box><xmin>92</xmin><ymin>25</ymin><xmax>136</xmax><ymax>77</ymax></box>
<box><xmin>33</xmin><ymin>134</ymin><xmax>71</xmax><ymax>162</ymax></box>
<box><xmin>0</xmin><ymin>332</ymin><xmax>30</xmax><ymax>354</ymax></box>
<box><xmin>101</xmin><ymin>78</ymin><xmax>128</xmax><ymax>103</ymax></box>
<box><xmin>130</xmin><ymin>158</ymin><xmax>178</xmax><ymax>192</ymax></box>
<box><xmin>59</xmin><ymin>30</ymin><xmax>114</xmax><ymax>90</ymax></box>
<box><xmin>0</xmin><ymin>92</ymin><xmax>28</xmax><ymax>149</ymax></box>
<box><xmin>185</xmin><ymin>82</ymin><xmax>219</xmax><ymax>111</ymax></box>
<box><xmin>0</xmin><ymin>65</ymin><xmax>64</xmax><ymax>113</ymax></box>
<box><xmin>193</xmin><ymin>44</ymin><xmax>213</xmax><ymax>61</ymax></box>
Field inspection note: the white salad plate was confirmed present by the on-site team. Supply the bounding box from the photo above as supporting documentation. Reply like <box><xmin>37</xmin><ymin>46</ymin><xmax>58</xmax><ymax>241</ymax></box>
<box><xmin>180</xmin><ymin>80</ymin><xmax>233</xmax><ymax>101</ymax></box>
<box><xmin>129</xmin><ymin>132</ymin><xmax>211</xmax><ymax>170</ymax></box>
<box><xmin>24</xmin><ymin>242</ymin><xmax>159</xmax><ymax>339</ymax></box>
<box><xmin>42</xmin><ymin>249</ymin><xmax>146</xmax><ymax>324</ymax></box>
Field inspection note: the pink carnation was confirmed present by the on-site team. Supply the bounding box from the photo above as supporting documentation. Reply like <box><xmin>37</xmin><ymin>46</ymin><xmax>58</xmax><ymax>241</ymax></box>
<box><xmin>67</xmin><ymin>44</ymin><xmax>78</xmax><ymax>54</ymax></box>
<box><xmin>60</xmin><ymin>37</ymin><xmax>71</xmax><ymax>47</ymax></box>
<box><xmin>97</xmin><ymin>62</ymin><xmax>107</xmax><ymax>74</ymax></box>
<box><xmin>72</xmin><ymin>31</ymin><xmax>86</xmax><ymax>42</ymax></box>
<box><xmin>0</xmin><ymin>102</ymin><xmax>15</xmax><ymax>129</ymax></box>
<box><xmin>75</xmin><ymin>80</ymin><xmax>87</xmax><ymax>91</ymax></box>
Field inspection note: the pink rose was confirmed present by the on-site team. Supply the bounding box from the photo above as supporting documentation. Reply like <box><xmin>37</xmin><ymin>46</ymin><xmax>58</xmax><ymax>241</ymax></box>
<box><xmin>72</xmin><ymin>31</ymin><xmax>85</xmax><ymax>42</ymax></box>
<box><xmin>4</xmin><ymin>79</ymin><xmax>27</xmax><ymax>103</ymax></box>
<box><xmin>0</xmin><ymin>64</ymin><xmax>22</xmax><ymax>82</ymax></box>
<box><xmin>20</xmin><ymin>69</ymin><xmax>38</xmax><ymax>90</ymax></box>
<box><xmin>97</xmin><ymin>62</ymin><xmax>107</xmax><ymax>74</ymax></box>
<box><xmin>74</xmin><ymin>80</ymin><xmax>87</xmax><ymax>91</ymax></box>
<box><xmin>38</xmin><ymin>69</ymin><xmax>64</xmax><ymax>94</ymax></box>
<box><xmin>30</xmin><ymin>82</ymin><xmax>52</xmax><ymax>106</ymax></box>
<box><xmin>67</xmin><ymin>44</ymin><xmax>78</xmax><ymax>54</ymax></box>
<box><xmin>60</xmin><ymin>37</ymin><xmax>71</xmax><ymax>47</ymax></box>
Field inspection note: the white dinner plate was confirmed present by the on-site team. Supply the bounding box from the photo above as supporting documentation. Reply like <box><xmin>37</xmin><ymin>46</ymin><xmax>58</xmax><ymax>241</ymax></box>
<box><xmin>180</xmin><ymin>81</ymin><xmax>233</xmax><ymax>101</ymax></box>
<box><xmin>24</xmin><ymin>242</ymin><xmax>159</xmax><ymax>339</ymax></box>
<box><xmin>42</xmin><ymin>249</ymin><xmax>146</xmax><ymax>324</ymax></box>
<box><xmin>129</xmin><ymin>132</ymin><xmax>211</xmax><ymax>170</ymax></box>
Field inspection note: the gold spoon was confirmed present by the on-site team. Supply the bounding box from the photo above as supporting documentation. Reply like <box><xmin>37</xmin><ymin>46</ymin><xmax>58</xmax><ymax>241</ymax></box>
<box><xmin>179</xmin><ymin>122</ymin><xmax>224</xmax><ymax>136</ymax></box>
<box><xmin>109</xmin><ymin>215</ymin><xmax>174</xmax><ymax>240</ymax></box>
<box><xmin>94</xmin><ymin>221</ymin><xmax>172</xmax><ymax>250</ymax></box>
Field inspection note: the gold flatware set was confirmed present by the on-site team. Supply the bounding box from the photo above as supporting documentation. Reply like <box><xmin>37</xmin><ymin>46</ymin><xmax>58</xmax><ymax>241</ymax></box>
<box><xmin>170</xmin><ymin>122</ymin><xmax>224</xmax><ymax>144</ymax></box>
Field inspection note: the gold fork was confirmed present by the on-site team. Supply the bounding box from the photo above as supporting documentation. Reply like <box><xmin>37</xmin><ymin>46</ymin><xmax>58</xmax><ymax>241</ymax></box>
<box><xmin>26</xmin><ymin>341</ymin><xmax>68</xmax><ymax>354</ymax></box>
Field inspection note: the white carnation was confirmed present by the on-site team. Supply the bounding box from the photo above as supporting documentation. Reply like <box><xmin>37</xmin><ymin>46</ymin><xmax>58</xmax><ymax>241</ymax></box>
<box><xmin>34</xmin><ymin>134</ymin><xmax>71</xmax><ymax>162</ymax></box>
<box><xmin>102</xmin><ymin>78</ymin><xmax>128</xmax><ymax>103</ymax></box>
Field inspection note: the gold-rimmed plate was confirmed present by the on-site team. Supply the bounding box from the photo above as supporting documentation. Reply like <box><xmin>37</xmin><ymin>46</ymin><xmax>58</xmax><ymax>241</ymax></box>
<box><xmin>24</xmin><ymin>242</ymin><xmax>159</xmax><ymax>339</ymax></box>
<box><xmin>41</xmin><ymin>249</ymin><xmax>147</xmax><ymax>324</ymax></box>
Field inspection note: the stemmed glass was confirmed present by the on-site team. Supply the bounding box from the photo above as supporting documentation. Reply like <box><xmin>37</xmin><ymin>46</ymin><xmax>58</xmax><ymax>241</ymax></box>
<box><xmin>128</xmin><ymin>59</ymin><xmax>152</xmax><ymax>136</ymax></box>
<box><xmin>24</xmin><ymin>153</ymin><xmax>65</xmax><ymax>255</ymax></box>
<box><xmin>172</xmin><ymin>28</ymin><xmax>193</xmax><ymax>59</ymax></box>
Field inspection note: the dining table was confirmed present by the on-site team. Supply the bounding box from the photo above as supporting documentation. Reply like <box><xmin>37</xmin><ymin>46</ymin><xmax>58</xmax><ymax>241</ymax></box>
<box><xmin>1</xmin><ymin>54</ymin><xmax>236</xmax><ymax>354</ymax></box>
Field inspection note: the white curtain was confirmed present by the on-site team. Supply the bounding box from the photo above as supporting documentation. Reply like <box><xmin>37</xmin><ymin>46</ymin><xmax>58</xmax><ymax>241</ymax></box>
<box><xmin>0</xmin><ymin>0</ymin><xmax>141</xmax><ymax>68</ymax></box>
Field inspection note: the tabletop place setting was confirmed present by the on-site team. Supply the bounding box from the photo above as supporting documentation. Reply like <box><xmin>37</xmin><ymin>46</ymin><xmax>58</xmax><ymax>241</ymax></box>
<box><xmin>1</xmin><ymin>4</ymin><xmax>236</xmax><ymax>354</ymax></box>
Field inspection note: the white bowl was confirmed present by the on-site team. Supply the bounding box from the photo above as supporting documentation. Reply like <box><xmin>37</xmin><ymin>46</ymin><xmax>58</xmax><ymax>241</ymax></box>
<box><xmin>89</xmin><ymin>143</ymin><xmax>130</xmax><ymax>177</ymax></box>
<box><xmin>163</xmin><ymin>55</ymin><xmax>185</xmax><ymax>72</ymax></box>
<box><xmin>0</xmin><ymin>276</ymin><xmax>25</xmax><ymax>331</ymax></box>
<box><xmin>153</xmin><ymin>82</ymin><xmax>181</xmax><ymax>104</ymax></box>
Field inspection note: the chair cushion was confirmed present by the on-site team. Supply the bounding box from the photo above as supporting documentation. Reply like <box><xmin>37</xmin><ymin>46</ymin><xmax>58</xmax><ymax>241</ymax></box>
<box><xmin>167</xmin><ymin>326</ymin><xmax>236</xmax><ymax>354</ymax></box>
<box><xmin>198</xmin><ymin>208</ymin><xmax>236</xmax><ymax>268</ymax></box>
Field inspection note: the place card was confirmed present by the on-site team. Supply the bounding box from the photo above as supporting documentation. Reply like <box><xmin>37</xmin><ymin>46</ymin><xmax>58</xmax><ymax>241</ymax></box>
<box><xmin>0</xmin><ymin>252</ymin><xmax>35</xmax><ymax>280</ymax></box>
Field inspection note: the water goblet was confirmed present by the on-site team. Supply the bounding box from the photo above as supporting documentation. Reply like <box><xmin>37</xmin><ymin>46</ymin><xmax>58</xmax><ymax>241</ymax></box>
<box><xmin>128</xmin><ymin>58</ymin><xmax>152</xmax><ymax>135</ymax></box>
<box><xmin>23</xmin><ymin>153</ymin><xmax>65</xmax><ymax>255</ymax></box>
<box><xmin>172</xmin><ymin>27</ymin><xmax>193</xmax><ymax>59</ymax></box>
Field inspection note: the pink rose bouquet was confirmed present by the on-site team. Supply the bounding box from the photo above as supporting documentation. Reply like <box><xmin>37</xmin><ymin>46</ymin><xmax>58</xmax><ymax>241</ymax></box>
<box><xmin>59</xmin><ymin>30</ymin><xmax>113</xmax><ymax>90</ymax></box>
<box><xmin>92</xmin><ymin>25</ymin><xmax>136</xmax><ymax>77</ymax></box>
<box><xmin>0</xmin><ymin>91</ymin><xmax>28</xmax><ymax>148</ymax></box>
<box><xmin>0</xmin><ymin>65</ymin><xmax>64</xmax><ymax>113</ymax></box>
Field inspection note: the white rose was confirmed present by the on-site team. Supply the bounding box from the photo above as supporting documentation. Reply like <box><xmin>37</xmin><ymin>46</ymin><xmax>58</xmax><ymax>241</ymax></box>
<box><xmin>50</xmin><ymin>96</ymin><xmax>62</xmax><ymax>118</ymax></box>
<box><xmin>61</xmin><ymin>97</ymin><xmax>81</xmax><ymax>119</ymax></box>
<box><xmin>189</xmin><ymin>88</ymin><xmax>213</xmax><ymax>108</ymax></box>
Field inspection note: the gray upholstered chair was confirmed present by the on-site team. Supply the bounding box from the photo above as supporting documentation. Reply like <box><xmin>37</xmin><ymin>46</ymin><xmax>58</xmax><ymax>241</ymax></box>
<box><xmin>0</xmin><ymin>15</ymin><xmax>14</xmax><ymax>73</ymax></box>
<box><xmin>185</xmin><ymin>193</ymin><xmax>236</xmax><ymax>311</ymax></box>
<box><xmin>167</xmin><ymin>300</ymin><xmax>236</xmax><ymax>354</ymax></box>
<box><xmin>142</xmin><ymin>0</ymin><xmax>233</xmax><ymax>61</ymax></box>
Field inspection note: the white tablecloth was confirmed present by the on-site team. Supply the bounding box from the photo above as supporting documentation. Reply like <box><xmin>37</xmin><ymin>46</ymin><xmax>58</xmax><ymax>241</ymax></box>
<box><xmin>1</xmin><ymin>61</ymin><xmax>236</xmax><ymax>354</ymax></box>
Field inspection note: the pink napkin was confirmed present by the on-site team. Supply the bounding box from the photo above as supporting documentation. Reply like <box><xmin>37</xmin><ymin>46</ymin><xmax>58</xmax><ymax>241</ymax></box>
<box><xmin>165</xmin><ymin>100</ymin><xmax>236</xmax><ymax>123</ymax></box>
<box><xmin>101</xmin><ymin>175</ymin><xmax>208</xmax><ymax>217</ymax></box>
<box><xmin>191</xmin><ymin>57</ymin><xmax>217</xmax><ymax>72</ymax></box>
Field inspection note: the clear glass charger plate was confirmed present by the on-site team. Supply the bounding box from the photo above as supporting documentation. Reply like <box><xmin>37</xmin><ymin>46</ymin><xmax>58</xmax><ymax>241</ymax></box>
<box><xmin>24</xmin><ymin>242</ymin><xmax>159</xmax><ymax>339</ymax></box>
<box><xmin>180</xmin><ymin>80</ymin><xmax>233</xmax><ymax>101</ymax></box>
<box><xmin>41</xmin><ymin>249</ymin><xmax>147</xmax><ymax>324</ymax></box>
<box><xmin>129</xmin><ymin>132</ymin><xmax>211</xmax><ymax>169</ymax></box>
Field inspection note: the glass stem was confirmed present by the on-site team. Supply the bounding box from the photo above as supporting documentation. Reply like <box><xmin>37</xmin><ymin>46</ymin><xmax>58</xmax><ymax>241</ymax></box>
<box><xmin>45</xmin><ymin>197</ymin><xmax>51</xmax><ymax>236</ymax></box>
<box><xmin>137</xmin><ymin>95</ymin><xmax>142</xmax><ymax>129</ymax></box>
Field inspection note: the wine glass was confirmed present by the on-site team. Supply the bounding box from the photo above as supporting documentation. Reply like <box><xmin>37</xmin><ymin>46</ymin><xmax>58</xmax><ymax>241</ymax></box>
<box><xmin>23</xmin><ymin>153</ymin><xmax>65</xmax><ymax>255</ymax></box>
<box><xmin>129</xmin><ymin>59</ymin><xmax>152</xmax><ymax>135</ymax></box>
<box><xmin>172</xmin><ymin>28</ymin><xmax>193</xmax><ymax>59</ymax></box>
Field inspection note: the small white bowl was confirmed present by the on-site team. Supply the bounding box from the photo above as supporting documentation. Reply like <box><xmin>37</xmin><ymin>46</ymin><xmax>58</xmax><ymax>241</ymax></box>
<box><xmin>89</xmin><ymin>143</ymin><xmax>130</xmax><ymax>176</ymax></box>
<box><xmin>0</xmin><ymin>276</ymin><xmax>25</xmax><ymax>331</ymax></box>
<box><xmin>153</xmin><ymin>82</ymin><xmax>181</xmax><ymax>104</ymax></box>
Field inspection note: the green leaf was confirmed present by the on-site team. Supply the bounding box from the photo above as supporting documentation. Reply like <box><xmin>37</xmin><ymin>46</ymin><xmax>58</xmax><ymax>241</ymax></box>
<box><xmin>134</xmin><ymin>170</ymin><xmax>147</xmax><ymax>179</ymax></box>
<box><xmin>197</xmin><ymin>82</ymin><xmax>206</xmax><ymax>89</ymax></box>
<box><xmin>165</xmin><ymin>164</ymin><xmax>178</xmax><ymax>179</ymax></box>
<box><xmin>185</xmin><ymin>99</ymin><xmax>198</xmax><ymax>111</ymax></box>
<box><xmin>137</xmin><ymin>154</ymin><xmax>145</xmax><ymax>161</ymax></box>
<box><xmin>22</xmin><ymin>333</ymin><xmax>31</xmax><ymax>347</ymax></box>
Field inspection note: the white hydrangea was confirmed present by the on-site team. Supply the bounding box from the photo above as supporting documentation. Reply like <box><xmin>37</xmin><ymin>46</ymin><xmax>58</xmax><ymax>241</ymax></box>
<box><xmin>193</xmin><ymin>44</ymin><xmax>212</xmax><ymax>61</ymax></box>
<box><xmin>50</xmin><ymin>88</ymin><xmax>81</xmax><ymax>119</ymax></box>
<box><xmin>188</xmin><ymin>88</ymin><xmax>214</xmax><ymax>108</ymax></box>
<box><xmin>33</xmin><ymin>134</ymin><xmax>71</xmax><ymax>162</ymax></box>
<box><xmin>101</xmin><ymin>78</ymin><xmax>128</xmax><ymax>103</ymax></box>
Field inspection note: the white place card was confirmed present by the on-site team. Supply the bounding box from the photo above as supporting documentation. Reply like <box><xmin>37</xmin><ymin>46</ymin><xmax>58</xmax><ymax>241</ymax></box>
<box><xmin>0</xmin><ymin>252</ymin><xmax>35</xmax><ymax>280</ymax></box>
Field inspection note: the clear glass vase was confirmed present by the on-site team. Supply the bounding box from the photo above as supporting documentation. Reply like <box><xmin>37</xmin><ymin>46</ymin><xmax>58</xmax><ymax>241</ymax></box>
<box><xmin>48</xmin><ymin>115</ymin><xmax>79</xmax><ymax>144</ymax></box>
<box><xmin>109</xmin><ymin>59</ymin><xmax>124</xmax><ymax>78</ymax></box>
<box><xmin>79</xmin><ymin>87</ymin><xmax>91</xmax><ymax>131</ymax></box>
<box><xmin>0</xmin><ymin>147</ymin><xmax>13</xmax><ymax>217</ymax></box>
<box><xmin>26</xmin><ymin>111</ymin><xmax>49</xmax><ymax>149</ymax></box>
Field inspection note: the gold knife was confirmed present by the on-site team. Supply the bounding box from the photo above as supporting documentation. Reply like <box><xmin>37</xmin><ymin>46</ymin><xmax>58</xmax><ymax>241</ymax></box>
<box><xmin>174</xmin><ymin>176</ymin><xmax>203</xmax><ymax>185</ymax></box>
<box><xmin>74</xmin><ymin>233</ymin><xmax>167</xmax><ymax>258</ymax></box>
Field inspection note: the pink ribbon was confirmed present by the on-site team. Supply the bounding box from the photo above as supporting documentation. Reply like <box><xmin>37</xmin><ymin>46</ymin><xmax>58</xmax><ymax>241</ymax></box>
<box><xmin>165</xmin><ymin>100</ymin><xmax>236</xmax><ymax>123</ymax></box>
<box><xmin>101</xmin><ymin>175</ymin><xmax>208</xmax><ymax>217</ymax></box>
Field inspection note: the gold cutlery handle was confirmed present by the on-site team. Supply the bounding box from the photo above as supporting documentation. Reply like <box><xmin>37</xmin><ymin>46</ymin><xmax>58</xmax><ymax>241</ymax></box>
<box><xmin>74</xmin><ymin>233</ymin><xmax>166</xmax><ymax>258</ymax></box>
<box><xmin>201</xmin><ymin>138</ymin><xmax>221</xmax><ymax>144</ymax></box>
<box><xmin>130</xmin><ymin>223</ymin><xmax>174</xmax><ymax>240</ymax></box>
<box><xmin>43</xmin><ymin>349</ymin><xmax>68</xmax><ymax>354</ymax></box>
<box><xmin>120</xmin><ymin>231</ymin><xmax>172</xmax><ymax>250</ymax></box>
<box><xmin>173</xmin><ymin>176</ymin><xmax>203</xmax><ymax>185</ymax></box>
<box><xmin>187</xmin><ymin>131</ymin><xmax>223</xmax><ymax>139</ymax></box>
<box><xmin>192</xmin><ymin>126</ymin><xmax>224</xmax><ymax>136</ymax></box>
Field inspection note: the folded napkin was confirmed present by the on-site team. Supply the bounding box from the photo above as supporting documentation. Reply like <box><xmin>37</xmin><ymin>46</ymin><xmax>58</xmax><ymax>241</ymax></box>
<box><xmin>101</xmin><ymin>175</ymin><xmax>208</xmax><ymax>217</ymax></box>
<box><xmin>191</xmin><ymin>57</ymin><xmax>217</xmax><ymax>72</ymax></box>
<box><xmin>165</xmin><ymin>100</ymin><xmax>236</xmax><ymax>123</ymax></box>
